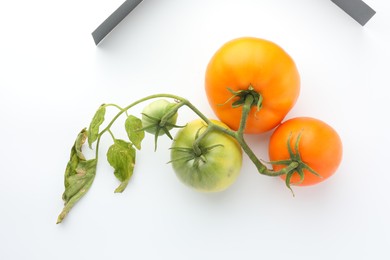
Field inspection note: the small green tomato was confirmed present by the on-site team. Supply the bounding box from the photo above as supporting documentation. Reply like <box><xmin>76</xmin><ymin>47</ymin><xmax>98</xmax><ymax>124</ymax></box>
<box><xmin>170</xmin><ymin>119</ymin><xmax>242</xmax><ymax>192</ymax></box>
<box><xmin>141</xmin><ymin>99</ymin><xmax>179</xmax><ymax>137</ymax></box>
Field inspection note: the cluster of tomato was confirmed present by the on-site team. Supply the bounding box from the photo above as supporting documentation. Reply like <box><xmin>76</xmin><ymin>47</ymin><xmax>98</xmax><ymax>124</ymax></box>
<box><xmin>57</xmin><ymin>37</ymin><xmax>344</xmax><ymax>224</ymax></box>
<box><xmin>156</xmin><ymin>37</ymin><xmax>343</xmax><ymax>192</ymax></box>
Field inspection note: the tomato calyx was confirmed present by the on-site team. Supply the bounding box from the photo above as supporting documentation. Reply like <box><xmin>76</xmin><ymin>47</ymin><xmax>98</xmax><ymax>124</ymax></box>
<box><xmin>268</xmin><ymin>132</ymin><xmax>322</xmax><ymax>195</ymax></box>
<box><xmin>221</xmin><ymin>85</ymin><xmax>263</xmax><ymax>112</ymax></box>
<box><xmin>169</xmin><ymin>123</ymin><xmax>225</xmax><ymax>168</ymax></box>
<box><xmin>140</xmin><ymin>99</ymin><xmax>189</xmax><ymax>151</ymax></box>
<box><xmin>141</xmin><ymin>112</ymin><xmax>184</xmax><ymax>151</ymax></box>
<box><xmin>169</xmin><ymin>143</ymin><xmax>224</xmax><ymax>168</ymax></box>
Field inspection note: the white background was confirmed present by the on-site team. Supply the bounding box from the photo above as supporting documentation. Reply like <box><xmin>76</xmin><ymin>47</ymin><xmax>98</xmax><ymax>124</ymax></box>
<box><xmin>1</xmin><ymin>0</ymin><xmax>389</xmax><ymax>259</ymax></box>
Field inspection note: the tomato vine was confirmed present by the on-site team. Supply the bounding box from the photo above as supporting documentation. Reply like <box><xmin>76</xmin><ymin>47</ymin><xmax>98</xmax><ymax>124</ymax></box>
<box><xmin>57</xmin><ymin>92</ymin><xmax>306</xmax><ymax>224</ymax></box>
<box><xmin>57</xmin><ymin>37</ymin><xmax>342</xmax><ymax>225</ymax></box>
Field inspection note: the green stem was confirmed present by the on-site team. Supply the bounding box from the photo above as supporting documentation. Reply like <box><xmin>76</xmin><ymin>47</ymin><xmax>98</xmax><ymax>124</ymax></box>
<box><xmin>160</xmin><ymin>101</ymin><xmax>186</xmax><ymax>126</ymax></box>
<box><xmin>263</xmin><ymin>161</ymin><xmax>299</xmax><ymax>176</ymax></box>
<box><xmin>184</xmin><ymin>100</ymin><xmax>212</xmax><ymax>125</ymax></box>
<box><xmin>108</xmin><ymin>130</ymin><xmax>115</xmax><ymax>142</ymax></box>
<box><xmin>217</xmin><ymin>94</ymin><xmax>270</xmax><ymax>174</ymax></box>
<box><xmin>237</xmin><ymin>95</ymin><xmax>254</xmax><ymax>135</ymax></box>
<box><xmin>95</xmin><ymin>135</ymin><xmax>101</xmax><ymax>159</ymax></box>
<box><xmin>192</xmin><ymin>124</ymin><xmax>214</xmax><ymax>155</ymax></box>
<box><xmin>234</xmin><ymin>96</ymin><xmax>271</xmax><ymax>174</ymax></box>
<box><xmin>237</xmin><ymin>136</ymin><xmax>268</xmax><ymax>173</ymax></box>
<box><xmin>104</xmin><ymin>103</ymin><xmax>124</xmax><ymax>110</ymax></box>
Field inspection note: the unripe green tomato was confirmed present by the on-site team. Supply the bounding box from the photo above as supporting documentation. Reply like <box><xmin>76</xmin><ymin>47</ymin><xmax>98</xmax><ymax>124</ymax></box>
<box><xmin>141</xmin><ymin>99</ymin><xmax>178</xmax><ymax>136</ymax></box>
<box><xmin>170</xmin><ymin>119</ymin><xmax>242</xmax><ymax>192</ymax></box>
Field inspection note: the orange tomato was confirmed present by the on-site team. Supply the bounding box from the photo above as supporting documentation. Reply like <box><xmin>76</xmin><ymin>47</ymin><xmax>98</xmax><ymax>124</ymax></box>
<box><xmin>269</xmin><ymin>117</ymin><xmax>343</xmax><ymax>186</ymax></box>
<box><xmin>205</xmin><ymin>37</ymin><xmax>300</xmax><ymax>134</ymax></box>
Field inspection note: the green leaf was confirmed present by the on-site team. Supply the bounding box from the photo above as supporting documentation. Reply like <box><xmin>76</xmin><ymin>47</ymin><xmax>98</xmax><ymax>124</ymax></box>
<box><xmin>62</xmin><ymin>159</ymin><xmax>97</xmax><ymax>202</ymax></box>
<box><xmin>65</xmin><ymin>128</ymin><xmax>87</xmax><ymax>187</ymax></box>
<box><xmin>106</xmin><ymin>139</ymin><xmax>136</xmax><ymax>193</ymax></box>
<box><xmin>57</xmin><ymin>129</ymin><xmax>97</xmax><ymax>224</ymax></box>
<box><xmin>75</xmin><ymin>128</ymin><xmax>88</xmax><ymax>160</ymax></box>
<box><xmin>87</xmin><ymin>104</ymin><xmax>106</xmax><ymax>148</ymax></box>
<box><xmin>125</xmin><ymin>115</ymin><xmax>145</xmax><ymax>150</ymax></box>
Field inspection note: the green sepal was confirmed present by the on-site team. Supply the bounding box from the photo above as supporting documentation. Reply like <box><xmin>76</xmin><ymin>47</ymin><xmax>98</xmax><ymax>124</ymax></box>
<box><xmin>268</xmin><ymin>131</ymin><xmax>322</xmax><ymax>195</ymax></box>
<box><xmin>140</xmin><ymin>113</ymin><xmax>184</xmax><ymax>151</ymax></box>
<box><xmin>106</xmin><ymin>139</ymin><xmax>136</xmax><ymax>193</ymax></box>
<box><xmin>220</xmin><ymin>85</ymin><xmax>262</xmax><ymax>112</ymax></box>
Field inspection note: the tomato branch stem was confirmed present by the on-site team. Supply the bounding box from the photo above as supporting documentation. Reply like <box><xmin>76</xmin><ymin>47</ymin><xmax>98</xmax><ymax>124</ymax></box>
<box><xmin>94</xmin><ymin>93</ymin><xmax>296</xmax><ymax>177</ymax></box>
<box><xmin>175</xmin><ymin>94</ymin><xmax>296</xmax><ymax>177</ymax></box>
<box><xmin>232</xmin><ymin>95</ymin><xmax>283</xmax><ymax>176</ymax></box>
<box><xmin>192</xmin><ymin>124</ymin><xmax>213</xmax><ymax>155</ymax></box>
<box><xmin>183</xmin><ymin>100</ymin><xmax>212</xmax><ymax>125</ymax></box>
<box><xmin>213</xmin><ymin>94</ymin><xmax>298</xmax><ymax>177</ymax></box>
<box><xmin>60</xmin><ymin>92</ymin><xmax>301</xmax><ymax>224</ymax></box>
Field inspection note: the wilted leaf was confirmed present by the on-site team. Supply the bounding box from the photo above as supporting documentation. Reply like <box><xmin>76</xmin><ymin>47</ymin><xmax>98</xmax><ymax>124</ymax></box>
<box><xmin>88</xmin><ymin>104</ymin><xmax>106</xmax><ymax>148</ymax></box>
<box><xmin>65</xmin><ymin>128</ymin><xmax>87</xmax><ymax>187</ymax></box>
<box><xmin>106</xmin><ymin>139</ymin><xmax>136</xmax><ymax>193</ymax></box>
<box><xmin>62</xmin><ymin>159</ymin><xmax>97</xmax><ymax>203</ymax></box>
<box><xmin>57</xmin><ymin>129</ymin><xmax>97</xmax><ymax>224</ymax></box>
<box><xmin>125</xmin><ymin>115</ymin><xmax>144</xmax><ymax>150</ymax></box>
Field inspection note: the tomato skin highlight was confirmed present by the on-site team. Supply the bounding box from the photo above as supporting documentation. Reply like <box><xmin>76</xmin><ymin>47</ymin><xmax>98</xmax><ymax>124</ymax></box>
<box><xmin>205</xmin><ymin>37</ymin><xmax>300</xmax><ymax>134</ymax></box>
<box><xmin>269</xmin><ymin>117</ymin><xmax>343</xmax><ymax>186</ymax></box>
<box><xmin>170</xmin><ymin>119</ymin><xmax>242</xmax><ymax>192</ymax></box>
